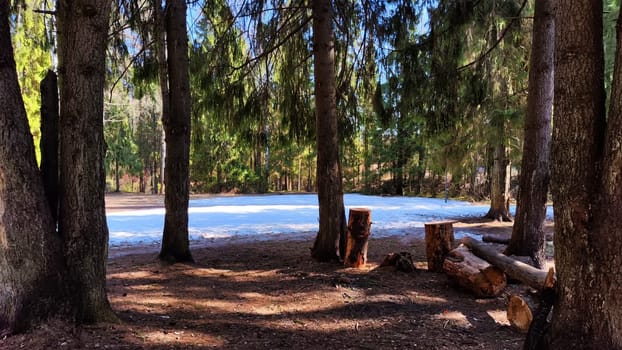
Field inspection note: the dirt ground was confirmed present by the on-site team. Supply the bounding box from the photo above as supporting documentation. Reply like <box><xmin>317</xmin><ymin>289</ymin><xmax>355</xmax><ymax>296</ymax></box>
<box><xmin>1</xmin><ymin>193</ymin><xmax>553</xmax><ymax>350</ymax></box>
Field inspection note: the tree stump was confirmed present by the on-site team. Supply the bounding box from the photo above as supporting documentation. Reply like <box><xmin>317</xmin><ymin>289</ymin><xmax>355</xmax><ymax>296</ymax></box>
<box><xmin>425</xmin><ymin>220</ymin><xmax>456</xmax><ymax>272</ymax></box>
<box><xmin>344</xmin><ymin>208</ymin><xmax>371</xmax><ymax>268</ymax></box>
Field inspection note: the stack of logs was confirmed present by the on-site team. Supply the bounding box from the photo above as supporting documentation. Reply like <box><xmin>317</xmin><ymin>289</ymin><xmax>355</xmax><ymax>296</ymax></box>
<box><xmin>424</xmin><ymin>221</ymin><xmax>555</xmax><ymax>333</ymax></box>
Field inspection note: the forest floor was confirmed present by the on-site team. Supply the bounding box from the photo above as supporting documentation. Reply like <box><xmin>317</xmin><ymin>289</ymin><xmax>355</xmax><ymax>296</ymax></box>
<box><xmin>1</xmin><ymin>193</ymin><xmax>554</xmax><ymax>350</ymax></box>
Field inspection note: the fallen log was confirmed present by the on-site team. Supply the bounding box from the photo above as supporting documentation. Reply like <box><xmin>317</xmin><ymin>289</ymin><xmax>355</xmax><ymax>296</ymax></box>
<box><xmin>482</xmin><ymin>234</ymin><xmax>510</xmax><ymax>244</ymax></box>
<box><xmin>461</xmin><ymin>236</ymin><xmax>553</xmax><ymax>290</ymax></box>
<box><xmin>425</xmin><ymin>220</ymin><xmax>455</xmax><ymax>272</ymax></box>
<box><xmin>344</xmin><ymin>208</ymin><xmax>371</xmax><ymax>268</ymax></box>
<box><xmin>443</xmin><ymin>245</ymin><xmax>506</xmax><ymax>297</ymax></box>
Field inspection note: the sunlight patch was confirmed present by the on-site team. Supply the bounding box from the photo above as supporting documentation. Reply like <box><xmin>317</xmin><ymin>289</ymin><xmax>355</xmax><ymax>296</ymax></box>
<box><xmin>486</xmin><ymin>309</ymin><xmax>510</xmax><ymax>326</ymax></box>
<box><xmin>433</xmin><ymin>310</ymin><xmax>473</xmax><ymax>328</ymax></box>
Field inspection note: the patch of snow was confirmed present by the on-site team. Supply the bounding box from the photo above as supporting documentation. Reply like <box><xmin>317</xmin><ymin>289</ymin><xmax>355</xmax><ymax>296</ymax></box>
<box><xmin>107</xmin><ymin>193</ymin><xmax>554</xmax><ymax>247</ymax></box>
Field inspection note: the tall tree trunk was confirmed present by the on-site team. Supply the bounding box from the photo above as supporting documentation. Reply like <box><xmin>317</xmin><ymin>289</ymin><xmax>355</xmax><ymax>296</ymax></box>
<box><xmin>485</xmin><ymin>142</ymin><xmax>512</xmax><ymax>221</ymax></box>
<box><xmin>154</xmin><ymin>0</ymin><xmax>169</xmax><ymax>195</ymax></box>
<box><xmin>0</xmin><ymin>3</ymin><xmax>64</xmax><ymax>334</ymax></box>
<box><xmin>40</xmin><ymin>69</ymin><xmax>59</xmax><ymax>223</ymax></box>
<box><xmin>545</xmin><ymin>0</ymin><xmax>622</xmax><ymax>347</ymax></box>
<box><xmin>159</xmin><ymin>0</ymin><xmax>193</xmax><ymax>263</ymax></box>
<box><xmin>56</xmin><ymin>0</ymin><xmax>116</xmax><ymax>323</ymax></box>
<box><xmin>311</xmin><ymin>0</ymin><xmax>346</xmax><ymax>262</ymax></box>
<box><xmin>505</xmin><ymin>0</ymin><xmax>554</xmax><ymax>268</ymax></box>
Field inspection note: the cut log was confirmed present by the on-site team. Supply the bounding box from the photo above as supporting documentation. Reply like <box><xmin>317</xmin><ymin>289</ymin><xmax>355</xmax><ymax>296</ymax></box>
<box><xmin>461</xmin><ymin>236</ymin><xmax>553</xmax><ymax>290</ymax></box>
<box><xmin>507</xmin><ymin>269</ymin><xmax>556</xmax><ymax>334</ymax></box>
<box><xmin>507</xmin><ymin>294</ymin><xmax>534</xmax><ymax>333</ymax></box>
<box><xmin>425</xmin><ymin>220</ymin><xmax>456</xmax><ymax>272</ymax></box>
<box><xmin>443</xmin><ymin>245</ymin><xmax>507</xmax><ymax>297</ymax></box>
<box><xmin>344</xmin><ymin>208</ymin><xmax>371</xmax><ymax>268</ymax></box>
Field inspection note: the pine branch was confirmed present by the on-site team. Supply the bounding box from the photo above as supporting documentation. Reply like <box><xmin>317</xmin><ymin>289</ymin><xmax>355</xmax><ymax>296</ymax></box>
<box><xmin>108</xmin><ymin>41</ymin><xmax>154</xmax><ymax>102</ymax></box>
<box><xmin>456</xmin><ymin>0</ymin><xmax>528</xmax><ymax>72</ymax></box>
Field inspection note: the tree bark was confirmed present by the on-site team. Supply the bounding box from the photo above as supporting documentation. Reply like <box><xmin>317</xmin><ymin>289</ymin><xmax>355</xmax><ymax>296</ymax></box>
<box><xmin>159</xmin><ymin>0</ymin><xmax>193</xmax><ymax>263</ymax></box>
<box><xmin>505</xmin><ymin>0</ymin><xmax>554</xmax><ymax>268</ymax></box>
<box><xmin>0</xmin><ymin>3</ymin><xmax>64</xmax><ymax>334</ymax></box>
<box><xmin>40</xmin><ymin>69</ymin><xmax>59</xmax><ymax>224</ymax></box>
<box><xmin>545</xmin><ymin>0</ymin><xmax>616</xmax><ymax>348</ymax></box>
<box><xmin>56</xmin><ymin>0</ymin><xmax>117</xmax><ymax>323</ymax></box>
<box><xmin>344</xmin><ymin>208</ymin><xmax>371</xmax><ymax>268</ymax></box>
<box><xmin>545</xmin><ymin>0</ymin><xmax>622</xmax><ymax>348</ymax></box>
<box><xmin>311</xmin><ymin>0</ymin><xmax>346</xmax><ymax>262</ymax></box>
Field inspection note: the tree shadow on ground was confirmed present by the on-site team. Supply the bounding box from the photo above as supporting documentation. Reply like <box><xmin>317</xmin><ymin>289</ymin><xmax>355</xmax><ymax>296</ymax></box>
<box><xmin>2</xmin><ymin>235</ymin><xmax>526</xmax><ymax>349</ymax></box>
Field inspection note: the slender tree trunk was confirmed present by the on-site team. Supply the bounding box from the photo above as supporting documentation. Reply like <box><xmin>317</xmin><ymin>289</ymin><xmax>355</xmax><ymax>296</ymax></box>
<box><xmin>0</xmin><ymin>3</ymin><xmax>64</xmax><ymax>334</ymax></box>
<box><xmin>40</xmin><ymin>69</ymin><xmax>59</xmax><ymax>223</ymax></box>
<box><xmin>544</xmin><ymin>0</ymin><xmax>622</xmax><ymax>347</ymax></box>
<box><xmin>115</xmin><ymin>158</ymin><xmax>120</xmax><ymax>192</ymax></box>
<box><xmin>485</xmin><ymin>142</ymin><xmax>512</xmax><ymax>221</ymax></box>
<box><xmin>159</xmin><ymin>0</ymin><xmax>193</xmax><ymax>263</ymax></box>
<box><xmin>56</xmin><ymin>0</ymin><xmax>116</xmax><ymax>323</ymax></box>
<box><xmin>139</xmin><ymin>172</ymin><xmax>145</xmax><ymax>193</ymax></box>
<box><xmin>311</xmin><ymin>0</ymin><xmax>346</xmax><ymax>262</ymax></box>
<box><xmin>153</xmin><ymin>0</ymin><xmax>169</xmax><ymax>196</ymax></box>
<box><xmin>505</xmin><ymin>0</ymin><xmax>554</xmax><ymax>268</ymax></box>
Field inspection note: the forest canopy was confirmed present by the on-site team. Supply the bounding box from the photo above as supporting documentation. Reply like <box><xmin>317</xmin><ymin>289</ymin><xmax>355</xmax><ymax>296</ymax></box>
<box><xmin>12</xmin><ymin>0</ymin><xmax>586</xmax><ymax>199</ymax></box>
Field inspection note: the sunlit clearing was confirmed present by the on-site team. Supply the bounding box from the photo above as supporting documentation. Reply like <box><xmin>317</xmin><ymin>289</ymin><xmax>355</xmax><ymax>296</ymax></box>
<box><xmin>108</xmin><ymin>270</ymin><xmax>158</xmax><ymax>280</ymax></box>
<box><xmin>137</xmin><ymin>328</ymin><xmax>224</xmax><ymax>348</ymax></box>
<box><xmin>237</xmin><ymin>291</ymin><xmax>341</xmax><ymax>315</ymax></box>
<box><xmin>366</xmin><ymin>292</ymin><xmax>448</xmax><ymax>305</ymax></box>
<box><xmin>403</xmin><ymin>291</ymin><xmax>448</xmax><ymax>304</ymax></box>
<box><xmin>264</xmin><ymin>318</ymin><xmax>389</xmax><ymax>333</ymax></box>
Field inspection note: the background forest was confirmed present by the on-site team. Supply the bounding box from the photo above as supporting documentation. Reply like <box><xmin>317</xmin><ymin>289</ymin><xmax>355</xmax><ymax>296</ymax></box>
<box><xmin>7</xmin><ymin>0</ymin><xmax>622</xmax><ymax>348</ymax></box>
<box><xmin>16</xmin><ymin>0</ymin><xmax>617</xmax><ymax>199</ymax></box>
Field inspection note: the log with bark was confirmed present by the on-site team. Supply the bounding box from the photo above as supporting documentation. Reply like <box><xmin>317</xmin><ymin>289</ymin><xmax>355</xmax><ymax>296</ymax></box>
<box><xmin>461</xmin><ymin>236</ymin><xmax>553</xmax><ymax>290</ymax></box>
<box><xmin>425</xmin><ymin>220</ymin><xmax>456</xmax><ymax>272</ymax></box>
<box><xmin>443</xmin><ymin>245</ymin><xmax>507</xmax><ymax>297</ymax></box>
<box><xmin>482</xmin><ymin>234</ymin><xmax>510</xmax><ymax>244</ymax></box>
<box><xmin>344</xmin><ymin>208</ymin><xmax>371</xmax><ymax>268</ymax></box>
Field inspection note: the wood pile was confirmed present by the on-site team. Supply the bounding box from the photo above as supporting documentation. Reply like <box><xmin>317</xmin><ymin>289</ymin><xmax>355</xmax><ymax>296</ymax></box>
<box><xmin>423</xmin><ymin>226</ymin><xmax>556</xmax><ymax>334</ymax></box>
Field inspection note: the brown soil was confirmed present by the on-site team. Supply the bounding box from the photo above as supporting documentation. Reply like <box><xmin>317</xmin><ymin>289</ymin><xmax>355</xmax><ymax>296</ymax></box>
<box><xmin>1</xmin><ymin>193</ymin><xmax>552</xmax><ymax>350</ymax></box>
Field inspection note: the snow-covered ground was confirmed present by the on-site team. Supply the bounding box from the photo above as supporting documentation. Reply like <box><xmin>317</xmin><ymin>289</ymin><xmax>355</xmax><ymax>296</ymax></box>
<box><xmin>107</xmin><ymin>193</ymin><xmax>554</xmax><ymax>247</ymax></box>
